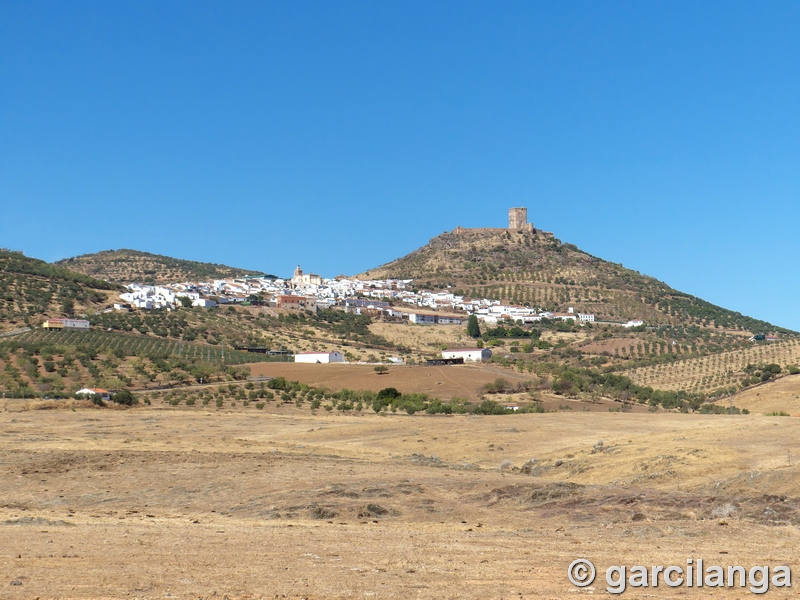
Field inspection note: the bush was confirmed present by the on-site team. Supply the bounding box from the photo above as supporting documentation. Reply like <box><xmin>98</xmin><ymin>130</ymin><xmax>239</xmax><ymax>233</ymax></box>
<box><xmin>111</xmin><ymin>390</ymin><xmax>137</xmax><ymax>406</ymax></box>
<box><xmin>377</xmin><ymin>387</ymin><xmax>401</xmax><ymax>401</ymax></box>
<box><xmin>255</xmin><ymin>402</ymin><xmax>265</xmax><ymax>410</ymax></box>
<box><xmin>473</xmin><ymin>399</ymin><xmax>509</xmax><ymax>415</ymax></box>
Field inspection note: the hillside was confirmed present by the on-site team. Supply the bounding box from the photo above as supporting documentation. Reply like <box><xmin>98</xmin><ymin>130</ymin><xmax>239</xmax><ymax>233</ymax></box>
<box><xmin>360</xmin><ymin>227</ymin><xmax>790</xmax><ymax>336</ymax></box>
<box><xmin>56</xmin><ymin>249</ymin><xmax>265</xmax><ymax>284</ymax></box>
<box><xmin>0</xmin><ymin>250</ymin><xmax>120</xmax><ymax>332</ymax></box>
<box><xmin>0</xmin><ymin>328</ymin><xmax>278</xmax><ymax>398</ymax></box>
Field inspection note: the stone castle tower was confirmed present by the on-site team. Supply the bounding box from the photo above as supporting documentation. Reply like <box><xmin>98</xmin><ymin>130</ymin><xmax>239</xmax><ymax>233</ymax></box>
<box><xmin>453</xmin><ymin>207</ymin><xmax>535</xmax><ymax>235</ymax></box>
<box><xmin>508</xmin><ymin>207</ymin><xmax>533</xmax><ymax>232</ymax></box>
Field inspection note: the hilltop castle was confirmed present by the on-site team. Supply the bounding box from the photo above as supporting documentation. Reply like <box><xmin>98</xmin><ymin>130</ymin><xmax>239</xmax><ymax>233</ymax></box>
<box><xmin>454</xmin><ymin>207</ymin><xmax>535</xmax><ymax>235</ymax></box>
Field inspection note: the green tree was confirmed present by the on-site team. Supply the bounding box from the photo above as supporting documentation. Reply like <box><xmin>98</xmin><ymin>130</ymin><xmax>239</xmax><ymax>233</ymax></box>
<box><xmin>111</xmin><ymin>390</ymin><xmax>137</xmax><ymax>406</ymax></box>
<box><xmin>467</xmin><ymin>314</ymin><xmax>481</xmax><ymax>338</ymax></box>
<box><xmin>61</xmin><ymin>298</ymin><xmax>75</xmax><ymax>315</ymax></box>
<box><xmin>374</xmin><ymin>365</ymin><xmax>389</xmax><ymax>375</ymax></box>
<box><xmin>178</xmin><ymin>296</ymin><xmax>193</xmax><ymax>308</ymax></box>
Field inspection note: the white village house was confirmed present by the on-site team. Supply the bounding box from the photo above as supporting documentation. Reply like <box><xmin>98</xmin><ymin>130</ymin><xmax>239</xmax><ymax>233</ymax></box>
<box><xmin>75</xmin><ymin>387</ymin><xmax>111</xmax><ymax>400</ymax></box>
<box><xmin>294</xmin><ymin>351</ymin><xmax>344</xmax><ymax>364</ymax></box>
<box><xmin>441</xmin><ymin>348</ymin><xmax>493</xmax><ymax>363</ymax></box>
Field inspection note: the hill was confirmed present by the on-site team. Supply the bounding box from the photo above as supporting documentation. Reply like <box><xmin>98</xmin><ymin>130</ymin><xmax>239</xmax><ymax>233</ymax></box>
<box><xmin>56</xmin><ymin>249</ymin><xmax>264</xmax><ymax>284</ymax></box>
<box><xmin>731</xmin><ymin>373</ymin><xmax>800</xmax><ymax>414</ymax></box>
<box><xmin>624</xmin><ymin>337</ymin><xmax>800</xmax><ymax>394</ymax></box>
<box><xmin>360</xmin><ymin>227</ymin><xmax>790</xmax><ymax>336</ymax></box>
<box><xmin>0</xmin><ymin>250</ymin><xmax>120</xmax><ymax>332</ymax></box>
<box><xmin>0</xmin><ymin>328</ymin><xmax>280</xmax><ymax>398</ymax></box>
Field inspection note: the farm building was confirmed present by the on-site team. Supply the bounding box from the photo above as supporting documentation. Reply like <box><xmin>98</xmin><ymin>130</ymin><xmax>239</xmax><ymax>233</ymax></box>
<box><xmin>76</xmin><ymin>388</ymin><xmax>111</xmax><ymax>400</ymax></box>
<box><xmin>441</xmin><ymin>348</ymin><xmax>493</xmax><ymax>363</ymax></box>
<box><xmin>426</xmin><ymin>357</ymin><xmax>464</xmax><ymax>366</ymax></box>
<box><xmin>294</xmin><ymin>351</ymin><xmax>344</xmax><ymax>364</ymax></box>
<box><xmin>43</xmin><ymin>318</ymin><xmax>90</xmax><ymax>330</ymax></box>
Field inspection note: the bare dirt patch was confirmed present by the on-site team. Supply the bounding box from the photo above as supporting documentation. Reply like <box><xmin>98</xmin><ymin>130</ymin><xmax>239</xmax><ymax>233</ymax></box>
<box><xmin>1</xmin><ymin>409</ymin><xmax>799</xmax><ymax>598</ymax></box>
<box><xmin>247</xmin><ymin>362</ymin><xmax>532</xmax><ymax>401</ymax></box>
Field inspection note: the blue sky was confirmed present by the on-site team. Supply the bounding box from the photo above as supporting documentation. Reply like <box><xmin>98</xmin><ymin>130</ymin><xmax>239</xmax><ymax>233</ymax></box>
<box><xmin>1</xmin><ymin>1</ymin><xmax>798</xmax><ymax>329</ymax></box>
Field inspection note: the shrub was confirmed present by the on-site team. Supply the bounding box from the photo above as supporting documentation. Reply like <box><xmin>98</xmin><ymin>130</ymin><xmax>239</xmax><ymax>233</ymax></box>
<box><xmin>377</xmin><ymin>387</ymin><xmax>401</xmax><ymax>401</ymax></box>
<box><xmin>111</xmin><ymin>390</ymin><xmax>137</xmax><ymax>406</ymax></box>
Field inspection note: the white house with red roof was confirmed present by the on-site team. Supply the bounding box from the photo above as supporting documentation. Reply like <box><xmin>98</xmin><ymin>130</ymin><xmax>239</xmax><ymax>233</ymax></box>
<box><xmin>76</xmin><ymin>388</ymin><xmax>111</xmax><ymax>400</ymax></box>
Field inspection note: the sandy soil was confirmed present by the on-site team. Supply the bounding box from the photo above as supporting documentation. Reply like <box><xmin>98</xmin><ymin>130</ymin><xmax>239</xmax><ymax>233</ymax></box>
<box><xmin>247</xmin><ymin>362</ymin><xmax>533</xmax><ymax>401</ymax></box>
<box><xmin>1</xmin><ymin>406</ymin><xmax>799</xmax><ymax>599</ymax></box>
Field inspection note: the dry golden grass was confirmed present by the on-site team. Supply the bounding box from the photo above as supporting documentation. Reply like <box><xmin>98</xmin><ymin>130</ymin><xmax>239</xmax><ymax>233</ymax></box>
<box><xmin>732</xmin><ymin>375</ymin><xmax>800</xmax><ymax>415</ymax></box>
<box><xmin>1</xmin><ymin>406</ymin><xmax>799</xmax><ymax>598</ymax></box>
<box><xmin>369</xmin><ymin>321</ymin><xmax>468</xmax><ymax>357</ymax></box>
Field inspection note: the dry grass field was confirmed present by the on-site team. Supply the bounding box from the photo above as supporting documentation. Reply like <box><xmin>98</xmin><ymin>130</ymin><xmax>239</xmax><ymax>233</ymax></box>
<box><xmin>369</xmin><ymin>322</ymin><xmax>468</xmax><ymax>354</ymax></box>
<box><xmin>1</xmin><ymin>402</ymin><xmax>799</xmax><ymax>599</ymax></box>
<box><xmin>732</xmin><ymin>376</ymin><xmax>800</xmax><ymax>415</ymax></box>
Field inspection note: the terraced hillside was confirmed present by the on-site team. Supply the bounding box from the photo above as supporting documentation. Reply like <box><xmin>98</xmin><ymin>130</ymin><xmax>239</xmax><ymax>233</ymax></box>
<box><xmin>0</xmin><ymin>250</ymin><xmax>120</xmax><ymax>332</ymax></box>
<box><xmin>56</xmin><ymin>249</ymin><xmax>265</xmax><ymax>284</ymax></box>
<box><xmin>0</xmin><ymin>328</ymin><xmax>281</xmax><ymax>398</ymax></box>
<box><xmin>360</xmin><ymin>228</ymin><xmax>790</xmax><ymax>336</ymax></box>
<box><xmin>624</xmin><ymin>338</ymin><xmax>800</xmax><ymax>394</ymax></box>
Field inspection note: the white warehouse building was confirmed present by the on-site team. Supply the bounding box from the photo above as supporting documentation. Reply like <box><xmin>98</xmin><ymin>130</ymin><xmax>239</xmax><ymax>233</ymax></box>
<box><xmin>441</xmin><ymin>348</ymin><xmax>493</xmax><ymax>363</ymax></box>
<box><xmin>294</xmin><ymin>351</ymin><xmax>344</xmax><ymax>364</ymax></box>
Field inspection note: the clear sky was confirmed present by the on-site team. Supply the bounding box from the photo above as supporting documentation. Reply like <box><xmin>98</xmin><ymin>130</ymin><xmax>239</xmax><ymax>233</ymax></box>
<box><xmin>1</xmin><ymin>1</ymin><xmax>799</xmax><ymax>329</ymax></box>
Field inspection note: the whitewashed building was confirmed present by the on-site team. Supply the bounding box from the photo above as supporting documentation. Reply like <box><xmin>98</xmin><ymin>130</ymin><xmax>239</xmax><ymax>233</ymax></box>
<box><xmin>294</xmin><ymin>351</ymin><xmax>344</xmax><ymax>364</ymax></box>
<box><xmin>76</xmin><ymin>387</ymin><xmax>111</xmax><ymax>400</ymax></box>
<box><xmin>441</xmin><ymin>348</ymin><xmax>493</xmax><ymax>363</ymax></box>
<box><xmin>623</xmin><ymin>319</ymin><xmax>644</xmax><ymax>328</ymax></box>
<box><xmin>192</xmin><ymin>298</ymin><xmax>217</xmax><ymax>308</ymax></box>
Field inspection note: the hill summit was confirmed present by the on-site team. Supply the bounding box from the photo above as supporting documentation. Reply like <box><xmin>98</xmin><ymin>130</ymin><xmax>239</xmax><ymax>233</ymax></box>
<box><xmin>0</xmin><ymin>249</ymin><xmax>119</xmax><ymax>331</ymax></box>
<box><xmin>360</xmin><ymin>208</ymin><xmax>789</xmax><ymax>335</ymax></box>
<box><xmin>57</xmin><ymin>249</ymin><xmax>263</xmax><ymax>285</ymax></box>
